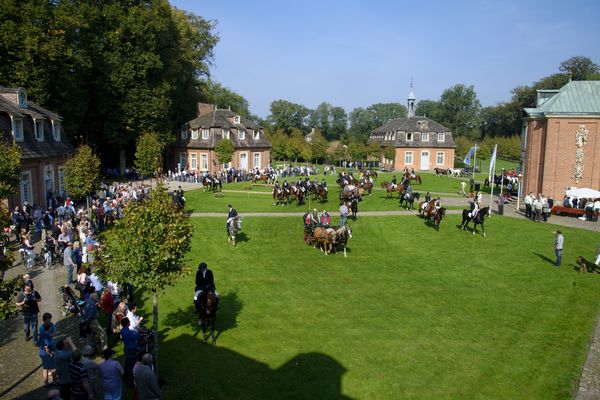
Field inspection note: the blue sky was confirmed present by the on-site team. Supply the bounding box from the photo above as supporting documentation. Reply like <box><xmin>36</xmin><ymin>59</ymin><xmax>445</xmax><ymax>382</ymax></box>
<box><xmin>170</xmin><ymin>0</ymin><xmax>600</xmax><ymax>118</ymax></box>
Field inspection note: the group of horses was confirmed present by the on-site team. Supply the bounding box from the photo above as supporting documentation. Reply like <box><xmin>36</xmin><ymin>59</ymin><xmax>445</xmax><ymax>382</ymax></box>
<box><xmin>433</xmin><ymin>167</ymin><xmax>468</xmax><ymax>177</ymax></box>
<box><xmin>304</xmin><ymin>224</ymin><xmax>353</xmax><ymax>257</ymax></box>
<box><xmin>273</xmin><ymin>181</ymin><xmax>328</xmax><ymax>206</ymax></box>
<box><xmin>202</xmin><ymin>174</ymin><xmax>223</xmax><ymax>192</ymax></box>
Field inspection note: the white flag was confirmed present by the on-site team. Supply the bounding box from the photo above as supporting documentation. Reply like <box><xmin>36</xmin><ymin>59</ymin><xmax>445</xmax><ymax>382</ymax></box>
<box><xmin>463</xmin><ymin>146</ymin><xmax>476</xmax><ymax>166</ymax></box>
<box><xmin>488</xmin><ymin>145</ymin><xmax>497</xmax><ymax>180</ymax></box>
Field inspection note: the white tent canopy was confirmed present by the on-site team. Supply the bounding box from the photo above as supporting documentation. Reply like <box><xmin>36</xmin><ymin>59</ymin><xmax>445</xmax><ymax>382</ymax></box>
<box><xmin>565</xmin><ymin>187</ymin><xmax>600</xmax><ymax>199</ymax></box>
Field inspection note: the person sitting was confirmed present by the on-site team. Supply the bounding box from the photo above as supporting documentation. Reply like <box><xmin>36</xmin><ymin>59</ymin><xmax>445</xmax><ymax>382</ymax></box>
<box><xmin>404</xmin><ymin>184</ymin><xmax>413</xmax><ymax>200</ymax></box>
<box><xmin>195</xmin><ymin>262</ymin><xmax>217</xmax><ymax>317</ymax></box>
<box><xmin>469</xmin><ymin>200</ymin><xmax>480</xmax><ymax>219</ymax></box>
<box><xmin>282</xmin><ymin>180</ymin><xmax>290</xmax><ymax>191</ymax></box>
<box><xmin>410</xmin><ymin>168</ymin><xmax>415</xmax><ymax>178</ymax></box>
<box><xmin>320</xmin><ymin>210</ymin><xmax>331</xmax><ymax>227</ymax></box>
<box><xmin>226</xmin><ymin>204</ymin><xmax>238</xmax><ymax>233</ymax></box>
<box><xmin>425</xmin><ymin>192</ymin><xmax>431</xmax><ymax>203</ymax></box>
<box><xmin>390</xmin><ymin>175</ymin><xmax>397</xmax><ymax>190</ymax></box>
<box><xmin>310</xmin><ymin>208</ymin><xmax>319</xmax><ymax>226</ymax></box>
<box><xmin>321</xmin><ymin>179</ymin><xmax>328</xmax><ymax>192</ymax></box>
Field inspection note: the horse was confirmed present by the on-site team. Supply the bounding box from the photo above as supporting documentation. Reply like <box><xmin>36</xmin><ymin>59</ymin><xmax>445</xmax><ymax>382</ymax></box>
<box><xmin>434</xmin><ymin>167</ymin><xmax>448</xmax><ymax>177</ymax></box>
<box><xmin>330</xmin><ymin>225</ymin><xmax>353</xmax><ymax>257</ymax></box>
<box><xmin>429</xmin><ymin>207</ymin><xmax>446</xmax><ymax>229</ymax></box>
<box><xmin>312</xmin><ymin>227</ymin><xmax>334</xmax><ymax>255</ymax></box>
<box><xmin>381</xmin><ymin>181</ymin><xmax>404</xmax><ymax>199</ymax></box>
<box><xmin>340</xmin><ymin>186</ymin><xmax>363</xmax><ymax>202</ymax></box>
<box><xmin>317</xmin><ymin>185</ymin><xmax>328</xmax><ymax>203</ymax></box>
<box><xmin>295</xmin><ymin>186</ymin><xmax>306</xmax><ymax>206</ymax></box>
<box><xmin>399</xmin><ymin>192</ymin><xmax>420</xmax><ymax>210</ymax></box>
<box><xmin>404</xmin><ymin>172</ymin><xmax>422</xmax><ymax>184</ymax></box>
<box><xmin>251</xmin><ymin>174</ymin><xmax>271</xmax><ymax>185</ymax></box>
<box><xmin>194</xmin><ymin>289</ymin><xmax>218</xmax><ymax>344</ymax></box>
<box><xmin>448</xmin><ymin>168</ymin><xmax>462</xmax><ymax>178</ymax></box>
<box><xmin>350</xmin><ymin>198</ymin><xmax>358</xmax><ymax>219</ymax></box>
<box><xmin>359</xmin><ymin>180</ymin><xmax>373</xmax><ymax>196</ymax></box>
<box><xmin>227</xmin><ymin>216</ymin><xmax>242</xmax><ymax>245</ymax></box>
<box><xmin>172</xmin><ymin>192</ymin><xmax>185</xmax><ymax>210</ymax></box>
<box><xmin>459</xmin><ymin>206</ymin><xmax>490</xmax><ymax>237</ymax></box>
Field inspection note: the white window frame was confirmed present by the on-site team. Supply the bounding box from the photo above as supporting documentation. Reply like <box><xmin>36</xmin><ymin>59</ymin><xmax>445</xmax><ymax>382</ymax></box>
<box><xmin>253</xmin><ymin>152</ymin><xmax>261</xmax><ymax>169</ymax></box>
<box><xmin>438</xmin><ymin>132</ymin><xmax>445</xmax><ymax>142</ymax></box>
<box><xmin>190</xmin><ymin>153</ymin><xmax>197</xmax><ymax>170</ymax></box>
<box><xmin>181</xmin><ymin>126</ymin><xmax>188</xmax><ymax>140</ymax></box>
<box><xmin>58</xmin><ymin>166</ymin><xmax>65</xmax><ymax>196</ymax></box>
<box><xmin>238</xmin><ymin>129</ymin><xmax>245</xmax><ymax>140</ymax></box>
<box><xmin>52</xmin><ymin>121</ymin><xmax>60</xmax><ymax>141</ymax></box>
<box><xmin>12</xmin><ymin>118</ymin><xmax>24</xmax><ymax>141</ymax></box>
<box><xmin>406</xmin><ymin>132</ymin><xmax>413</xmax><ymax>142</ymax></box>
<box><xmin>44</xmin><ymin>165</ymin><xmax>54</xmax><ymax>195</ymax></box>
<box><xmin>422</xmin><ymin>132</ymin><xmax>429</xmax><ymax>142</ymax></box>
<box><xmin>234</xmin><ymin>116</ymin><xmax>240</xmax><ymax>124</ymax></box>
<box><xmin>239</xmin><ymin>152</ymin><xmax>248</xmax><ymax>170</ymax></box>
<box><xmin>405</xmin><ymin>151</ymin><xmax>413</xmax><ymax>165</ymax></box>
<box><xmin>191</xmin><ymin>129</ymin><xmax>199</xmax><ymax>140</ymax></box>
<box><xmin>253</xmin><ymin>130</ymin><xmax>260</xmax><ymax>140</ymax></box>
<box><xmin>20</xmin><ymin>171</ymin><xmax>33</xmax><ymax>204</ymax></box>
<box><xmin>436</xmin><ymin>152</ymin><xmax>445</xmax><ymax>165</ymax></box>
<box><xmin>223</xmin><ymin>129</ymin><xmax>230</xmax><ymax>139</ymax></box>
<box><xmin>201</xmin><ymin>154</ymin><xmax>208</xmax><ymax>171</ymax></box>
<box><xmin>202</xmin><ymin>129</ymin><xmax>209</xmax><ymax>140</ymax></box>
<box><xmin>35</xmin><ymin>119</ymin><xmax>44</xmax><ymax>141</ymax></box>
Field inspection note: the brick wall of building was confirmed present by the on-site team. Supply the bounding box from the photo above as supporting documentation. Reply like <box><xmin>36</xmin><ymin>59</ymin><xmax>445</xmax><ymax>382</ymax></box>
<box><xmin>392</xmin><ymin>148</ymin><xmax>455</xmax><ymax>171</ymax></box>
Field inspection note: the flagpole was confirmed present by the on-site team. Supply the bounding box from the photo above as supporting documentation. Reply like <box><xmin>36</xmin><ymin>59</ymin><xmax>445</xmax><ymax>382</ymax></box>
<box><xmin>489</xmin><ymin>145</ymin><xmax>496</xmax><ymax>209</ymax></box>
<box><xmin>472</xmin><ymin>146</ymin><xmax>477</xmax><ymax>182</ymax></box>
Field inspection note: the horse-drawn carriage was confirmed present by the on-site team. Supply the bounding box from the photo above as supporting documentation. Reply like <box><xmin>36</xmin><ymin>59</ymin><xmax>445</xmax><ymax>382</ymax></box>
<box><xmin>304</xmin><ymin>222</ymin><xmax>352</xmax><ymax>257</ymax></box>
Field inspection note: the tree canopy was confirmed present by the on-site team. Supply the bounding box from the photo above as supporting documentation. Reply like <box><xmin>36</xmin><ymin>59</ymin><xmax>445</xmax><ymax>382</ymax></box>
<box><xmin>201</xmin><ymin>80</ymin><xmax>251</xmax><ymax>118</ymax></box>
<box><xmin>0</xmin><ymin>140</ymin><xmax>22</xmax><ymax>200</ymax></box>
<box><xmin>347</xmin><ymin>103</ymin><xmax>406</xmax><ymax>143</ymax></box>
<box><xmin>559</xmin><ymin>56</ymin><xmax>599</xmax><ymax>81</ymax></box>
<box><xmin>135</xmin><ymin>132</ymin><xmax>165</xmax><ymax>178</ymax></box>
<box><xmin>64</xmin><ymin>145</ymin><xmax>101</xmax><ymax>200</ymax></box>
<box><xmin>215</xmin><ymin>139</ymin><xmax>234</xmax><ymax>166</ymax></box>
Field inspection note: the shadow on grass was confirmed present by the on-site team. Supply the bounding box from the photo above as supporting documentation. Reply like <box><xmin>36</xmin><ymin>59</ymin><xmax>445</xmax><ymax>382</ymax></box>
<box><xmin>534</xmin><ymin>252</ymin><xmax>556</xmax><ymax>265</ymax></box>
<box><xmin>235</xmin><ymin>231</ymin><xmax>249</xmax><ymax>244</ymax></box>
<box><xmin>157</xmin><ymin>333</ymin><xmax>354</xmax><ymax>399</ymax></box>
<box><xmin>162</xmin><ymin>291</ymin><xmax>242</xmax><ymax>340</ymax></box>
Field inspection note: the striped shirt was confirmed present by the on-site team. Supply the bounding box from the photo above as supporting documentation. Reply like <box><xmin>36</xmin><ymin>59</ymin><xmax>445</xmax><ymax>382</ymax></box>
<box><xmin>69</xmin><ymin>361</ymin><xmax>89</xmax><ymax>396</ymax></box>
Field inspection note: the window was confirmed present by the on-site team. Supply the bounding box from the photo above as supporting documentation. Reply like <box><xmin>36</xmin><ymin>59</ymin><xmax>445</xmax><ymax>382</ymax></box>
<box><xmin>181</xmin><ymin>126</ymin><xmax>188</xmax><ymax>140</ymax></box>
<box><xmin>201</xmin><ymin>154</ymin><xmax>208</xmax><ymax>170</ymax></box>
<box><xmin>253</xmin><ymin>130</ymin><xmax>260</xmax><ymax>140</ymax></box>
<box><xmin>58</xmin><ymin>167</ymin><xmax>65</xmax><ymax>196</ymax></box>
<box><xmin>422</xmin><ymin>132</ymin><xmax>429</xmax><ymax>142</ymax></box>
<box><xmin>223</xmin><ymin>129</ymin><xmax>230</xmax><ymax>139</ymax></box>
<box><xmin>405</xmin><ymin>151</ymin><xmax>413</xmax><ymax>165</ymax></box>
<box><xmin>234</xmin><ymin>116</ymin><xmax>240</xmax><ymax>124</ymax></box>
<box><xmin>191</xmin><ymin>129</ymin><xmax>198</xmax><ymax>140</ymax></box>
<box><xmin>406</xmin><ymin>132</ymin><xmax>413</xmax><ymax>142</ymax></box>
<box><xmin>35</xmin><ymin>120</ymin><xmax>44</xmax><ymax>141</ymax></box>
<box><xmin>436</xmin><ymin>152</ymin><xmax>445</xmax><ymax>165</ymax></box>
<box><xmin>179</xmin><ymin>153</ymin><xmax>187</xmax><ymax>170</ymax></box>
<box><xmin>438</xmin><ymin>132</ymin><xmax>445</xmax><ymax>142</ymax></box>
<box><xmin>18</xmin><ymin>90</ymin><xmax>27</xmax><ymax>107</ymax></box>
<box><xmin>190</xmin><ymin>154</ymin><xmax>197</xmax><ymax>170</ymax></box>
<box><xmin>202</xmin><ymin>129</ymin><xmax>209</xmax><ymax>140</ymax></box>
<box><xmin>12</xmin><ymin>118</ymin><xmax>24</xmax><ymax>141</ymax></box>
<box><xmin>253</xmin><ymin>153</ymin><xmax>261</xmax><ymax>169</ymax></box>
<box><xmin>52</xmin><ymin>121</ymin><xmax>60</xmax><ymax>141</ymax></box>
<box><xmin>20</xmin><ymin>172</ymin><xmax>32</xmax><ymax>204</ymax></box>
<box><xmin>238</xmin><ymin>129</ymin><xmax>245</xmax><ymax>140</ymax></box>
<box><xmin>44</xmin><ymin>165</ymin><xmax>54</xmax><ymax>195</ymax></box>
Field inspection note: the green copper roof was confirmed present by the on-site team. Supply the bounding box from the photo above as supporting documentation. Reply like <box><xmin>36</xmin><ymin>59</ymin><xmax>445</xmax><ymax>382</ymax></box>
<box><xmin>524</xmin><ymin>81</ymin><xmax>600</xmax><ymax>117</ymax></box>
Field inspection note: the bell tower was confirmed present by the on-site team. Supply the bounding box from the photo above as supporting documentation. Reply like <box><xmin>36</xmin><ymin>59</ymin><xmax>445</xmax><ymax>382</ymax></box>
<box><xmin>407</xmin><ymin>79</ymin><xmax>416</xmax><ymax>118</ymax></box>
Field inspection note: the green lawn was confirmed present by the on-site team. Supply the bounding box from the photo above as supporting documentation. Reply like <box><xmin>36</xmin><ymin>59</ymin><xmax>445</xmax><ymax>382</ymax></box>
<box><xmin>137</xmin><ymin>215</ymin><xmax>600</xmax><ymax>399</ymax></box>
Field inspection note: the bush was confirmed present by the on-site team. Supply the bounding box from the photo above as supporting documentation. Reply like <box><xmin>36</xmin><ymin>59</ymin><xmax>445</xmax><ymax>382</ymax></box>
<box><xmin>0</xmin><ymin>276</ymin><xmax>22</xmax><ymax>320</ymax></box>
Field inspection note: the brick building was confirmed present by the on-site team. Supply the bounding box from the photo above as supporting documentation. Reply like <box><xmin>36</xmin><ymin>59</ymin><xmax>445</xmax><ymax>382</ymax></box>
<box><xmin>0</xmin><ymin>87</ymin><xmax>74</xmax><ymax>209</ymax></box>
<box><xmin>171</xmin><ymin>103</ymin><xmax>271</xmax><ymax>174</ymax></box>
<box><xmin>368</xmin><ymin>84</ymin><xmax>456</xmax><ymax>171</ymax></box>
<box><xmin>522</xmin><ymin>81</ymin><xmax>600</xmax><ymax>201</ymax></box>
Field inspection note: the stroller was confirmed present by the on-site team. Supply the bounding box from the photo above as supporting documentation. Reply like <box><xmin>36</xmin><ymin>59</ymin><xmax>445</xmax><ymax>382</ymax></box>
<box><xmin>60</xmin><ymin>285</ymin><xmax>85</xmax><ymax>317</ymax></box>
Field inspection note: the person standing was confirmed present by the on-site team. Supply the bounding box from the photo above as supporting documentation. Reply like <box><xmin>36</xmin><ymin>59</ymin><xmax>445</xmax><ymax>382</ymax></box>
<box><xmin>69</xmin><ymin>349</ymin><xmax>94</xmax><ymax>400</ymax></box>
<box><xmin>98</xmin><ymin>348</ymin><xmax>124</xmax><ymax>400</ymax></box>
<box><xmin>134</xmin><ymin>353</ymin><xmax>161</xmax><ymax>400</ymax></box>
<box><xmin>339</xmin><ymin>202</ymin><xmax>348</xmax><ymax>226</ymax></box>
<box><xmin>460</xmin><ymin>181</ymin><xmax>467</xmax><ymax>196</ymax></box>
<box><xmin>594</xmin><ymin>243</ymin><xmax>600</xmax><ymax>267</ymax></box>
<box><xmin>120</xmin><ymin>317</ymin><xmax>139</xmax><ymax>388</ymax></box>
<box><xmin>498</xmin><ymin>193</ymin><xmax>505</xmax><ymax>216</ymax></box>
<box><xmin>554</xmin><ymin>230</ymin><xmax>564</xmax><ymax>266</ymax></box>
<box><xmin>524</xmin><ymin>192</ymin><xmax>533</xmax><ymax>219</ymax></box>
<box><xmin>54</xmin><ymin>337</ymin><xmax>76</xmax><ymax>400</ymax></box>
<box><xmin>64</xmin><ymin>242</ymin><xmax>75</xmax><ymax>285</ymax></box>
<box><xmin>16</xmin><ymin>283</ymin><xmax>41</xmax><ymax>342</ymax></box>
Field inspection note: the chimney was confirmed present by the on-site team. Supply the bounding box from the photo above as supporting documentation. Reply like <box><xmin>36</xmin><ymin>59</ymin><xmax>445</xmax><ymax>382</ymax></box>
<box><xmin>197</xmin><ymin>103</ymin><xmax>215</xmax><ymax>117</ymax></box>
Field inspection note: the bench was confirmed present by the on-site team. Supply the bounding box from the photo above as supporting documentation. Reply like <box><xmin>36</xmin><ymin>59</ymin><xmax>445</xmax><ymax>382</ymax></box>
<box><xmin>551</xmin><ymin>205</ymin><xmax>594</xmax><ymax>217</ymax></box>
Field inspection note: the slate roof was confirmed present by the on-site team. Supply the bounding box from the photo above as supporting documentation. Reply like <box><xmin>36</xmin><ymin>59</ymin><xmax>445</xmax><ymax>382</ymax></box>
<box><xmin>368</xmin><ymin>116</ymin><xmax>456</xmax><ymax>148</ymax></box>
<box><xmin>524</xmin><ymin>81</ymin><xmax>600</xmax><ymax>117</ymax></box>
<box><xmin>0</xmin><ymin>90</ymin><xmax>74</xmax><ymax>160</ymax></box>
<box><xmin>177</xmin><ymin>108</ymin><xmax>271</xmax><ymax>149</ymax></box>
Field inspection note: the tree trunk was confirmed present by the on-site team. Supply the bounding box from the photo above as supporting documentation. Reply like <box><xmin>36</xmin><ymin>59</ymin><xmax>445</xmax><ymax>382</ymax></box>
<box><xmin>152</xmin><ymin>289</ymin><xmax>159</xmax><ymax>377</ymax></box>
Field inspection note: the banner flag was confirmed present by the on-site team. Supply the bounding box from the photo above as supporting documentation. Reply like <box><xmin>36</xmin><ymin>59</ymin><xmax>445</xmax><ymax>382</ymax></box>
<box><xmin>488</xmin><ymin>145</ymin><xmax>497</xmax><ymax>180</ymax></box>
<box><xmin>463</xmin><ymin>146</ymin><xmax>476</xmax><ymax>166</ymax></box>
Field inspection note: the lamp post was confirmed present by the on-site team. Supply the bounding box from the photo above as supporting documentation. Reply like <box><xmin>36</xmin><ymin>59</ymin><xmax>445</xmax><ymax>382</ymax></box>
<box><xmin>516</xmin><ymin>173</ymin><xmax>523</xmax><ymax>214</ymax></box>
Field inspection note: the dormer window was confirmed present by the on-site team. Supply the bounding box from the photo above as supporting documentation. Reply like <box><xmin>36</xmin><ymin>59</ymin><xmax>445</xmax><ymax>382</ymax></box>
<box><xmin>406</xmin><ymin>132</ymin><xmax>413</xmax><ymax>142</ymax></box>
<box><xmin>18</xmin><ymin>90</ymin><xmax>27</xmax><ymax>107</ymax></box>
<box><xmin>52</xmin><ymin>121</ymin><xmax>61</xmax><ymax>141</ymax></box>
<box><xmin>223</xmin><ymin>129</ymin><xmax>230</xmax><ymax>139</ymax></box>
<box><xmin>238</xmin><ymin>129</ymin><xmax>245</xmax><ymax>140</ymax></box>
<box><xmin>35</xmin><ymin>120</ymin><xmax>44</xmax><ymax>141</ymax></box>
<box><xmin>191</xmin><ymin>129</ymin><xmax>198</xmax><ymax>140</ymax></box>
<box><xmin>12</xmin><ymin>118</ymin><xmax>24</xmax><ymax>141</ymax></box>
<box><xmin>202</xmin><ymin>129</ymin><xmax>209</xmax><ymax>139</ymax></box>
<box><xmin>181</xmin><ymin>126</ymin><xmax>188</xmax><ymax>140</ymax></box>
<box><xmin>438</xmin><ymin>132</ymin><xmax>445</xmax><ymax>142</ymax></box>
<box><xmin>234</xmin><ymin>115</ymin><xmax>240</xmax><ymax>124</ymax></box>
<box><xmin>253</xmin><ymin>130</ymin><xmax>260</xmax><ymax>140</ymax></box>
<box><xmin>422</xmin><ymin>132</ymin><xmax>429</xmax><ymax>142</ymax></box>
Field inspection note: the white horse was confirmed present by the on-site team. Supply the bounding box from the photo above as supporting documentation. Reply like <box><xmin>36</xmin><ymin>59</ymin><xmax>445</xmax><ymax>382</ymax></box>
<box><xmin>448</xmin><ymin>168</ymin><xmax>462</xmax><ymax>178</ymax></box>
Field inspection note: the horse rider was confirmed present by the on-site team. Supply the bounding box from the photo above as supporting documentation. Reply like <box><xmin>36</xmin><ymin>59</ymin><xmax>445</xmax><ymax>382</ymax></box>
<box><xmin>430</xmin><ymin>197</ymin><xmax>441</xmax><ymax>216</ymax></box>
<box><xmin>320</xmin><ymin>210</ymin><xmax>331</xmax><ymax>227</ymax></box>
<box><xmin>404</xmin><ymin>184</ymin><xmax>413</xmax><ymax>200</ymax></box>
<box><xmin>425</xmin><ymin>191</ymin><xmax>431</xmax><ymax>203</ymax></box>
<box><xmin>390</xmin><ymin>175</ymin><xmax>397</xmax><ymax>190</ymax></box>
<box><xmin>410</xmin><ymin>168</ymin><xmax>415</xmax><ymax>178</ymax></box>
<box><xmin>282</xmin><ymin>180</ymin><xmax>290</xmax><ymax>192</ymax></box>
<box><xmin>194</xmin><ymin>262</ymin><xmax>218</xmax><ymax>317</ymax></box>
<box><xmin>311</xmin><ymin>208</ymin><xmax>320</xmax><ymax>226</ymax></box>
<box><xmin>469</xmin><ymin>199</ymin><xmax>481</xmax><ymax>219</ymax></box>
<box><xmin>226</xmin><ymin>204</ymin><xmax>238</xmax><ymax>233</ymax></box>
<box><xmin>321</xmin><ymin>179</ymin><xmax>328</xmax><ymax>192</ymax></box>
<box><xmin>273</xmin><ymin>180</ymin><xmax>280</xmax><ymax>192</ymax></box>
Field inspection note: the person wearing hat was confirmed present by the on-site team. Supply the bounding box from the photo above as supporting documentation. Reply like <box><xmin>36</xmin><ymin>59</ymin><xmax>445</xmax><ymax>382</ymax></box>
<box><xmin>226</xmin><ymin>205</ymin><xmax>238</xmax><ymax>234</ymax></box>
<box><xmin>98</xmin><ymin>348</ymin><xmax>124</xmax><ymax>400</ymax></box>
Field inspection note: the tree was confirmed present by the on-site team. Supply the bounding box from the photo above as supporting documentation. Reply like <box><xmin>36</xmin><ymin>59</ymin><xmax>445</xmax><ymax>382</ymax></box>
<box><xmin>135</xmin><ymin>132</ymin><xmax>165</xmax><ymax>178</ymax></box>
<box><xmin>415</xmin><ymin>100</ymin><xmax>442</xmax><ymax>120</ymax></box>
<box><xmin>64</xmin><ymin>145</ymin><xmax>101</xmax><ymax>201</ymax></box>
<box><xmin>201</xmin><ymin>79</ymin><xmax>250</xmax><ymax>117</ymax></box>
<box><xmin>286</xmin><ymin>129</ymin><xmax>305</xmax><ymax>162</ymax></box>
<box><xmin>330</xmin><ymin>106</ymin><xmax>348</xmax><ymax>140</ymax></box>
<box><xmin>95</xmin><ymin>182</ymin><xmax>193</xmax><ymax>374</ymax></box>
<box><xmin>438</xmin><ymin>84</ymin><xmax>481</xmax><ymax>139</ymax></box>
<box><xmin>347</xmin><ymin>140</ymin><xmax>367</xmax><ymax>162</ymax></box>
<box><xmin>309</xmin><ymin>129</ymin><xmax>328</xmax><ymax>163</ymax></box>
<box><xmin>266</xmin><ymin>100</ymin><xmax>311</xmax><ymax>134</ymax></box>
<box><xmin>559</xmin><ymin>56</ymin><xmax>599</xmax><ymax>80</ymax></box>
<box><xmin>348</xmin><ymin>103</ymin><xmax>406</xmax><ymax>143</ymax></box>
<box><xmin>383</xmin><ymin>145</ymin><xmax>395</xmax><ymax>163</ymax></box>
<box><xmin>266</xmin><ymin>129</ymin><xmax>288</xmax><ymax>161</ymax></box>
<box><xmin>367</xmin><ymin>142</ymin><xmax>382</xmax><ymax>161</ymax></box>
<box><xmin>454</xmin><ymin>137</ymin><xmax>473</xmax><ymax>159</ymax></box>
<box><xmin>0</xmin><ymin>140</ymin><xmax>22</xmax><ymax>200</ymax></box>
<box><xmin>215</xmin><ymin>139</ymin><xmax>234</xmax><ymax>167</ymax></box>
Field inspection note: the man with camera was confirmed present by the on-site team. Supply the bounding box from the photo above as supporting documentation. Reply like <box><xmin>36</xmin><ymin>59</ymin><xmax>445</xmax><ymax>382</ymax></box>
<box><xmin>16</xmin><ymin>283</ymin><xmax>41</xmax><ymax>343</ymax></box>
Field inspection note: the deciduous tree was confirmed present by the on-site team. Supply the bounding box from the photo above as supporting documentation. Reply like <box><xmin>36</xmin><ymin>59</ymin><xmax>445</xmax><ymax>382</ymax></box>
<box><xmin>438</xmin><ymin>84</ymin><xmax>481</xmax><ymax>139</ymax></box>
<box><xmin>64</xmin><ymin>145</ymin><xmax>101</xmax><ymax>201</ymax></box>
<box><xmin>0</xmin><ymin>141</ymin><xmax>22</xmax><ymax>200</ymax></box>
<box><xmin>201</xmin><ymin>80</ymin><xmax>250</xmax><ymax>117</ymax></box>
<box><xmin>559</xmin><ymin>56</ymin><xmax>599</xmax><ymax>80</ymax></box>
<box><xmin>135</xmin><ymin>132</ymin><xmax>165</xmax><ymax>178</ymax></box>
<box><xmin>267</xmin><ymin>100</ymin><xmax>311</xmax><ymax>134</ymax></box>
<box><xmin>215</xmin><ymin>139</ymin><xmax>234</xmax><ymax>167</ymax></box>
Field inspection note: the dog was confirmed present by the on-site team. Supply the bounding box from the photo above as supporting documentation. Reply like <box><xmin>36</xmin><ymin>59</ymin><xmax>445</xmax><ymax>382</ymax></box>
<box><xmin>576</xmin><ymin>256</ymin><xmax>597</xmax><ymax>273</ymax></box>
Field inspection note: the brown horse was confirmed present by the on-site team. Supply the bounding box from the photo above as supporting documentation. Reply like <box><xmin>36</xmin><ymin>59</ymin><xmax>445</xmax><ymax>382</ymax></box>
<box><xmin>404</xmin><ymin>173</ymin><xmax>422</xmax><ymax>184</ymax></box>
<box><xmin>381</xmin><ymin>182</ymin><xmax>404</xmax><ymax>199</ymax></box>
<box><xmin>251</xmin><ymin>174</ymin><xmax>271</xmax><ymax>185</ymax></box>
<box><xmin>433</xmin><ymin>167</ymin><xmax>448</xmax><ymax>177</ymax></box>
<box><xmin>194</xmin><ymin>290</ymin><xmax>218</xmax><ymax>344</ymax></box>
<box><xmin>317</xmin><ymin>185</ymin><xmax>328</xmax><ymax>203</ymax></box>
<box><xmin>360</xmin><ymin>181</ymin><xmax>373</xmax><ymax>196</ymax></box>
<box><xmin>313</xmin><ymin>226</ymin><xmax>353</xmax><ymax>257</ymax></box>
<box><xmin>429</xmin><ymin>207</ymin><xmax>446</xmax><ymax>229</ymax></box>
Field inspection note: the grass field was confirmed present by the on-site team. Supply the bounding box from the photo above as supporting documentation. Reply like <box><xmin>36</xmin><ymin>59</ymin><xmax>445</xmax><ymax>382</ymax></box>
<box><xmin>135</xmin><ymin>214</ymin><xmax>600</xmax><ymax>399</ymax></box>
